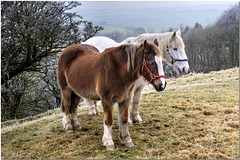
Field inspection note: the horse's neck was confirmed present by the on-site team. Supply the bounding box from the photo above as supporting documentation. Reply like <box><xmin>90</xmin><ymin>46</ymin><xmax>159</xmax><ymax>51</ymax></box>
<box><xmin>157</xmin><ymin>33</ymin><xmax>171</xmax><ymax>59</ymax></box>
<box><xmin>107</xmin><ymin>47</ymin><xmax>141</xmax><ymax>84</ymax></box>
<box><xmin>123</xmin><ymin>32</ymin><xmax>172</xmax><ymax>59</ymax></box>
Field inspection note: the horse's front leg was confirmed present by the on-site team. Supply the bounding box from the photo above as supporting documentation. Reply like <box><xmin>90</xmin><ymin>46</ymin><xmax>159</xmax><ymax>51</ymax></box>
<box><xmin>118</xmin><ymin>98</ymin><xmax>134</xmax><ymax>147</ymax></box>
<box><xmin>102</xmin><ymin>98</ymin><xmax>115</xmax><ymax>150</ymax></box>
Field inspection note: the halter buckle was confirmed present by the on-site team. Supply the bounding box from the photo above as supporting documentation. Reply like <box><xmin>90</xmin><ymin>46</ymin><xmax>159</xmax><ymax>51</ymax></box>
<box><xmin>172</xmin><ymin>59</ymin><xmax>176</xmax><ymax>64</ymax></box>
<box><xmin>151</xmin><ymin>75</ymin><xmax>156</xmax><ymax>80</ymax></box>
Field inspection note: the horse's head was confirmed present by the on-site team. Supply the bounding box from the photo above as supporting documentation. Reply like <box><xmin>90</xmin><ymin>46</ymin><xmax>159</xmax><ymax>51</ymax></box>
<box><xmin>140</xmin><ymin>40</ymin><xmax>166</xmax><ymax>92</ymax></box>
<box><xmin>166</xmin><ymin>29</ymin><xmax>189</xmax><ymax>75</ymax></box>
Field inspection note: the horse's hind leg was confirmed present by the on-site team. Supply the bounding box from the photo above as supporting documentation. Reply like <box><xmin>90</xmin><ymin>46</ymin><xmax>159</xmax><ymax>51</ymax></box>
<box><xmin>94</xmin><ymin>101</ymin><xmax>102</xmax><ymax>115</ymax></box>
<box><xmin>130</xmin><ymin>85</ymin><xmax>145</xmax><ymax>124</ymax></box>
<box><xmin>61</xmin><ymin>87</ymin><xmax>74</xmax><ymax>132</ymax></box>
<box><xmin>70</xmin><ymin>92</ymin><xmax>81</xmax><ymax>131</ymax></box>
<box><xmin>84</xmin><ymin>98</ymin><xmax>97</xmax><ymax>116</ymax></box>
<box><xmin>85</xmin><ymin>98</ymin><xmax>102</xmax><ymax>116</ymax></box>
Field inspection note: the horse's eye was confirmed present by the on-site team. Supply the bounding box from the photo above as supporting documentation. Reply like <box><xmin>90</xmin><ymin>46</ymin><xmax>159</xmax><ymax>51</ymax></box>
<box><xmin>150</xmin><ymin>62</ymin><xmax>155</xmax><ymax>66</ymax></box>
<box><xmin>173</xmin><ymin>48</ymin><xmax>178</xmax><ymax>51</ymax></box>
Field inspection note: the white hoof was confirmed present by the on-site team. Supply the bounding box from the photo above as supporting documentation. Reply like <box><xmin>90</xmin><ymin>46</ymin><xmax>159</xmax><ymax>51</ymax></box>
<box><xmin>128</xmin><ymin>117</ymin><xmax>133</xmax><ymax>126</ymax></box>
<box><xmin>62</xmin><ymin>115</ymin><xmax>73</xmax><ymax>132</ymax></box>
<box><xmin>64</xmin><ymin>122</ymin><xmax>73</xmax><ymax>132</ymax></box>
<box><xmin>102</xmin><ymin>136</ymin><xmax>115</xmax><ymax>150</ymax></box>
<box><xmin>131</xmin><ymin>114</ymin><xmax>143</xmax><ymax>124</ymax></box>
<box><xmin>120</xmin><ymin>136</ymin><xmax>134</xmax><ymax>147</ymax></box>
<box><xmin>106</xmin><ymin>145</ymin><xmax>115</xmax><ymax>150</ymax></box>
<box><xmin>73</xmin><ymin>120</ymin><xmax>81</xmax><ymax>131</ymax></box>
<box><xmin>89</xmin><ymin>109</ymin><xmax>97</xmax><ymax>116</ymax></box>
<box><xmin>96</xmin><ymin>107</ymin><xmax>103</xmax><ymax>115</ymax></box>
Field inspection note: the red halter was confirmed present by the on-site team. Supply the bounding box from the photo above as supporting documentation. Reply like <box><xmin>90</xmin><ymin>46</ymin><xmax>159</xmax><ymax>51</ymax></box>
<box><xmin>143</xmin><ymin>60</ymin><xmax>166</xmax><ymax>84</ymax></box>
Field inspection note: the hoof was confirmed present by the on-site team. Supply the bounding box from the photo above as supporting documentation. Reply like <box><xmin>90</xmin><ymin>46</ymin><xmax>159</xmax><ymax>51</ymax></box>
<box><xmin>120</xmin><ymin>136</ymin><xmax>134</xmax><ymax>147</ymax></box>
<box><xmin>133</xmin><ymin>119</ymin><xmax>142</xmax><ymax>124</ymax></box>
<box><xmin>89</xmin><ymin>111</ymin><xmax>97</xmax><ymax>117</ymax></box>
<box><xmin>128</xmin><ymin>118</ymin><xmax>133</xmax><ymax>126</ymax></box>
<box><xmin>66</xmin><ymin>128</ymin><xmax>73</xmax><ymax>133</ymax></box>
<box><xmin>131</xmin><ymin>115</ymin><xmax>143</xmax><ymax>124</ymax></box>
<box><xmin>124</xmin><ymin>141</ymin><xmax>134</xmax><ymax>147</ymax></box>
<box><xmin>73</xmin><ymin>125</ymin><xmax>81</xmax><ymax>131</ymax></box>
<box><xmin>72</xmin><ymin>120</ymin><xmax>81</xmax><ymax>131</ymax></box>
<box><xmin>102</xmin><ymin>136</ymin><xmax>114</xmax><ymax>150</ymax></box>
<box><xmin>63</xmin><ymin>122</ymin><xmax>73</xmax><ymax>132</ymax></box>
<box><xmin>96</xmin><ymin>109</ymin><xmax>103</xmax><ymax>115</ymax></box>
<box><xmin>106</xmin><ymin>145</ymin><xmax>115</xmax><ymax>150</ymax></box>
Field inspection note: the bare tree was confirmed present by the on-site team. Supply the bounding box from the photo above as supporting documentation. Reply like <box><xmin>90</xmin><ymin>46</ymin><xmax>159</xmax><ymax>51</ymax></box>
<box><xmin>1</xmin><ymin>1</ymin><xmax>103</xmax><ymax>85</ymax></box>
<box><xmin>182</xmin><ymin>4</ymin><xmax>239</xmax><ymax>73</ymax></box>
<box><xmin>1</xmin><ymin>1</ymin><xmax>103</xmax><ymax>121</ymax></box>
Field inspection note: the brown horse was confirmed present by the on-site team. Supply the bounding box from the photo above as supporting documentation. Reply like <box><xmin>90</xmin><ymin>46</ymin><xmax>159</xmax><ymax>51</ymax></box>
<box><xmin>57</xmin><ymin>40</ymin><xmax>166</xmax><ymax>150</ymax></box>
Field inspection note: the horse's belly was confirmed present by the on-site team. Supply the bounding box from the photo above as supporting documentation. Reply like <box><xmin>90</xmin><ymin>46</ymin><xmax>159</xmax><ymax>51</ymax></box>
<box><xmin>76</xmin><ymin>90</ymin><xmax>100</xmax><ymax>101</ymax></box>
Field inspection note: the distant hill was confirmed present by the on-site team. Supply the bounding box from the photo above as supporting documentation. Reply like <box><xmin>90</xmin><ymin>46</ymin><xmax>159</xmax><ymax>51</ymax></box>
<box><xmin>2</xmin><ymin>68</ymin><xmax>239</xmax><ymax>159</ymax></box>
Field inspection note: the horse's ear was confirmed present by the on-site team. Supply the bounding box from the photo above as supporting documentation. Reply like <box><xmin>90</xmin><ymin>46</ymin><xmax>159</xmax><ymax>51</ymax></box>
<box><xmin>170</xmin><ymin>31</ymin><xmax>176</xmax><ymax>42</ymax></box>
<box><xmin>172</xmin><ymin>31</ymin><xmax>176</xmax><ymax>38</ymax></box>
<box><xmin>153</xmin><ymin>39</ymin><xmax>159</xmax><ymax>46</ymax></box>
<box><xmin>176</xmin><ymin>28</ymin><xmax>181</xmax><ymax>36</ymax></box>
<box><xmin>144</xmin><ymin>40</ymin><xmax>150</xmax><ymax>52</ymax></box>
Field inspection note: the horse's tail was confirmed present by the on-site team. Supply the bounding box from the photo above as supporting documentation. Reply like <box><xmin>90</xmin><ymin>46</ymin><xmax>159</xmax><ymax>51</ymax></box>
<box><xmin>57</xmin><ymin>44</ymin><xmax>86</xmax><ymax>113</ymax></box>
<box><xmin>58</xmin><ymin>45</ymin><xmax>81</xmax><ymax>112</ymax></box>
<box><xmin>58</xmin><ymin>44</ymin><xmax>83</xmax><ymax>70</ymax></box>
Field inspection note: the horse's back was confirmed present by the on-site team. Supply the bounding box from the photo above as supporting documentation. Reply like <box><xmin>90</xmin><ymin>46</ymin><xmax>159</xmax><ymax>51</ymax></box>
<box><xmin>82</xmin><ymin>36</ymin><xmax>120</xmax><ymax>52</ymax></box>
<box><xmin>59</xmin><ymin>44</ymin><xmax>98</xmax><ymax>66</ymax></box>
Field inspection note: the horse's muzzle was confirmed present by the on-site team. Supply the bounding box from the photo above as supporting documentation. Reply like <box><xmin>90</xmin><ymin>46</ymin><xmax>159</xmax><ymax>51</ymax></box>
<box><xmin>154</xmin><ymin>83</ymin><xmax>166</xmax><ymax>92</ymax></box>
<box><xmin>178</xmin><ymin>67</ymin><xmax>189</xmax><ymax>75</ymax></box>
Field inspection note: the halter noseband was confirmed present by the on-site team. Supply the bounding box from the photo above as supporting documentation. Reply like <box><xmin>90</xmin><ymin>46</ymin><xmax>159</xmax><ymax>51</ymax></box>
<box><xmin>166</xmin><ymin>45</ymin><xmax>188</xmax><ymax>64</ymax></box>
<box><xmin>142</xmin><ymin>59</ymin><xmax>166</xmax><ymax>84</ymax></box>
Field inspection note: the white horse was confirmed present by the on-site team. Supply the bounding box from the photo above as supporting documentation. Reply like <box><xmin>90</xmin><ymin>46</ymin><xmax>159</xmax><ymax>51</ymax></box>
<box><xmin>82</xmin><ymin>29</ymin><xmax>189</xmax><ymax>124</ymax></box>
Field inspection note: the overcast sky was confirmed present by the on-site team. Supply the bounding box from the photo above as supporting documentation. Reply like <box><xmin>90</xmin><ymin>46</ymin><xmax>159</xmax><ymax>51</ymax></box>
<box><xmin>73</xmin><ymin>1</ymin><xmax>239</xmax><ymax>29</ymax></box>
<box><xmin>79</xmin><ymin>1</ymin><xmax>237</xmax><ymax>10</ymax></box>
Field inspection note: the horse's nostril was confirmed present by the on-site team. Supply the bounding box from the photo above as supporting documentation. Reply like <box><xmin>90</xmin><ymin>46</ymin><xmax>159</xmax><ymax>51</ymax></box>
<box><xmin>178</xmin><ymin>68</ymin><xmax>181</xmax><ymax>73</ymax></box>
<box><xmin>159</xmin><ymin>84</ymin><xmax>165</xmax><ymax>91</ymax></box>
<box><xmin>161</xmin><ymin>84</ymin><xmax>164</xmax><ymax>88</ymax></box>
<box><xmin>183</xmin><ymin>67</ymin><xmax>189</xmax><ymax>73</ymax></box>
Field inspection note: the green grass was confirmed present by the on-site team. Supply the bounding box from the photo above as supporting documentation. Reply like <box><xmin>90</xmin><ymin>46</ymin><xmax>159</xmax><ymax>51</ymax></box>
<box><xmin>1</xmin><ymin>68</ymin><xmax>239</xmax><ymax>159</ymax></box>
<box><xmin>1</xmin><ymin>108</ymin><xmax>61</xmax><ymax>129</ymax></box>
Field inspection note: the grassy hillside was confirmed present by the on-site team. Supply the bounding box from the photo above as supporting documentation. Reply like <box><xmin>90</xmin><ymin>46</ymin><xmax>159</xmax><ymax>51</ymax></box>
<box><xmin>1</xmin><ymin>68</ymin><xmax>239</xmax><ymax>159</ymax></box>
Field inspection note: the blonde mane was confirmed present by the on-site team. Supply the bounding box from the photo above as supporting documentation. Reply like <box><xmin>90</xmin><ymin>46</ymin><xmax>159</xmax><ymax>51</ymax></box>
<box><xmin>125</xmin><ymin>45</ymin><xmax>138</xmax><ymax>71</ymax></box>
<box><xmin>122</xmin><ymin>32</ymin><xmax>184</xmax><ymax>56</ymax></box>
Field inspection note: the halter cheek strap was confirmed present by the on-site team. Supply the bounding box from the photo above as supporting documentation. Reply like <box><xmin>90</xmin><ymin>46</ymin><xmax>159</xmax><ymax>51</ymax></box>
<box><xmin>166</xmin><ymin>45</ymin><xmax>188</xmax><ymax>64</ymax></box>
<box><xmin>143</xmin><ymin>60</ymin><xmax>166</xmax><ymax>84</ymax></box>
